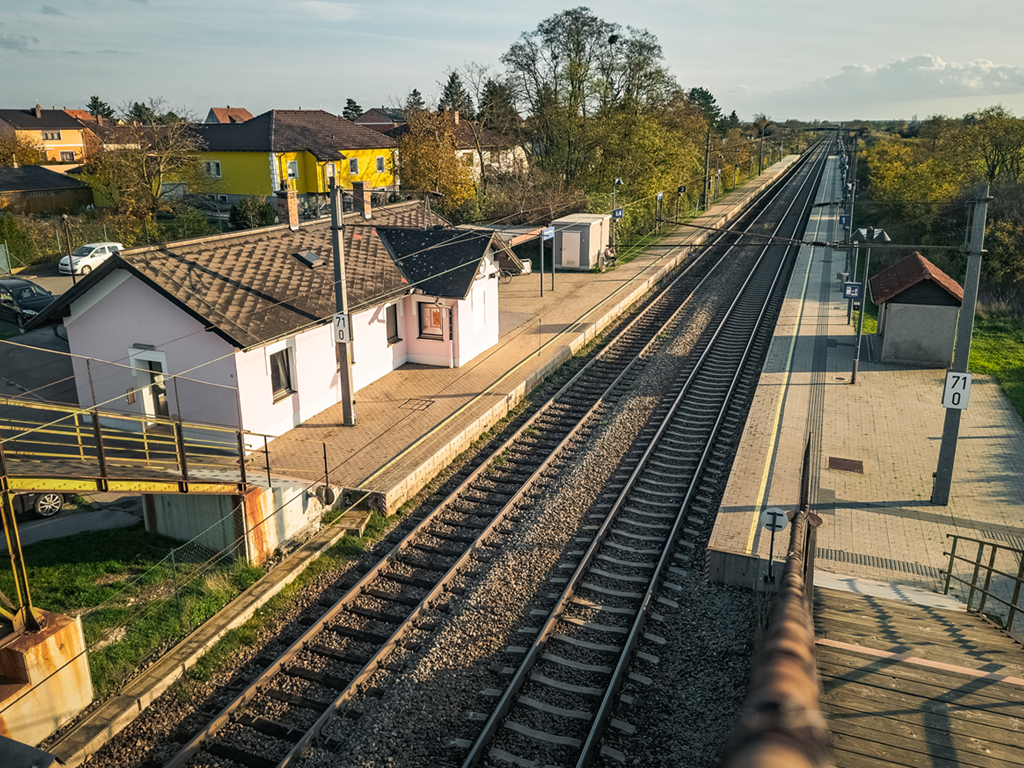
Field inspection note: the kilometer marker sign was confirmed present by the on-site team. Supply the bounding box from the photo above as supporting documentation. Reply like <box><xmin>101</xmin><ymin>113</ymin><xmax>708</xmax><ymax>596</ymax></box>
<box><xmin>941</xmin><ymin>372</ymin><xmax>972</xmax><ymax>410</ymax></box>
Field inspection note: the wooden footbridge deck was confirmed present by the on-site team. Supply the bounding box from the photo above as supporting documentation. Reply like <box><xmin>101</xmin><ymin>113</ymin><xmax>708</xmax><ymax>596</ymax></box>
<box><xmin>815</xmin><ymin>586</ymin><xmax>1024</xmax><ymax>768</ymax></box>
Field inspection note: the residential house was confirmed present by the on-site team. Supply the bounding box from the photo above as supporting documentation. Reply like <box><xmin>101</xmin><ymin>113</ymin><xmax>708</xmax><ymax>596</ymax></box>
<box><xmin>386</xmin><ymin>111</ymin><xmax>527</xmax><ymax>182</ymax></box>
<box><xmin>205</xmin><ymin>106</ymin><xmax>253</xmax><ymax>124</ymax></box>
<box><xmin>30</xmin><ymin>185</ymin><xmax>500</xmax><ymax>445</ymax></box>
<box><xmin>0</xmin><ymin>165</ymin><xmax>93</xmax><ymax>214</ymax></box>
<box><xmin>192</xmin><ymin>109</ymin><xmax>397</xmax><ymax>208</ymax></box>
<box><xmin>354</xmin><ymin>107</ymin><xmax>405</xmax><ymax>134</ymax></box>
<box><xmin>0</xmin><ymin>104</ymin><xmax>89</xmax><ymax>163</ymax></box>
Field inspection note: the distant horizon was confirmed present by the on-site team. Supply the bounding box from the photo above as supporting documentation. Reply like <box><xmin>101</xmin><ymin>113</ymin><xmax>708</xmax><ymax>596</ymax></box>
<box><xmin>2</xmin><ymin>1</ymin><xmax>1023</xmax><ymax>125</ymax></box>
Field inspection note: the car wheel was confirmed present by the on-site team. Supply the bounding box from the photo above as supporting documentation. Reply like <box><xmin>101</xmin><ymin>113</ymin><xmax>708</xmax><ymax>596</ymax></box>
<box><xmin>81</xmin><ymin>265</ymin><xmax>92</xmax><ymax>275</ymax></box>
<box><xmin>33</xmin><ymin>492</ymin><xmax>65</xmax><ymax>517</ymax></box>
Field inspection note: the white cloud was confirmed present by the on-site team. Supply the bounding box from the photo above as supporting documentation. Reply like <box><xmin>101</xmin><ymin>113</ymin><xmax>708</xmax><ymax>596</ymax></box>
<box><xmin>742</xmin><ymin>54</ymin><xmax>1024</xmax><ymax>119</ymax></box>
<box><xmin>40</xmin><ymin>5</ymin><xmax>66</xmax><ymax>16</ymax></box>
<box><xmin>297</xmin><ymin>1</ymin><xmax>358</xmax><ymax>23</ymax></box>
<box><xmin>0</xmin><ymin>32</ymin><xmax>39</xmax><ymax>51</ymax></box>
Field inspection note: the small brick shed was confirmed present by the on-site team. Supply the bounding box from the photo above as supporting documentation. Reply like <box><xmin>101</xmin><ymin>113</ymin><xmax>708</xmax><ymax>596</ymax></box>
<box><xmin>869</xmin><ymin>252</ymin><xmax>963</xmax><ymax>367</ymax></box>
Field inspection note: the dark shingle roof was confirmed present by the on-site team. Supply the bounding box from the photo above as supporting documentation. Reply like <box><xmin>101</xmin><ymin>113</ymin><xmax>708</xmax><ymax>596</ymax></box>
<box><xmin>194</xmin><ymin>109</ymin><xmax>395</xmax><ymax>160</ymax></box>
<box><xmin>0</xmin><ymin>165</ymin><xmax>89</xmax><ymax>193</ymax></box>
<box><xmin>377</xmin><ymin>228</ymin><xmax>494</xmax><ymax>299</ymax></box>
<box><xmin>0</xmin><ymin>108</ymin><xmax>84</xmax><ymax>130</ymax></box>
<box><xmin>30</xmin><ymin>201</ymin><xmax>448</xmax><ymax>348</ymax></box>
<box><xmin>355</xmin><ymin>107</ymin><xmax>405</xmax><ymax>124</ymax></box>
<box><xmin>869</xmin><ymin>252</ymin><xmax>964</xmax><ymax>305</ymax></box>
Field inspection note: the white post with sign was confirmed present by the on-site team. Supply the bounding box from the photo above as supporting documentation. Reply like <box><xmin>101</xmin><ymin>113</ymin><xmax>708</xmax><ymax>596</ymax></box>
<box><xmin>941</xmin><ymin>371</ymin><xmax>972</xmax><ymax>410</ymax></box>
<box><xmin>759</xmin><ymin>507</ymin><xmax>790</xmax><ymax>584</ymax></box>
<box><xmin>332</xmin><ymin>312</ymin><xmax>351</xmax><ymax>344</ymax></box>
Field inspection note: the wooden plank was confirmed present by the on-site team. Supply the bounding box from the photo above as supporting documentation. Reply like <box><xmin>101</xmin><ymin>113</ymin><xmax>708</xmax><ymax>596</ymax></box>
<box><xmin>824</xmin><ymin>700</ymin><xmax>1024</xmax><ymax>752</ymax></box>
<box><xmin>826</xmin><ymin>711</ymin><xmax>1023</xmax><ymax>768</ymax></box>
<box><xmin>820</xmin><ymin>678</ymin><xmax>1024</xmax><ymax>737</ymax></box>
<box><xmin>832</xmin><ymin>745</ymin><xmax>913</xmax><ymax>768</ymax></box>
<box><xmin>832</xmin><ymin>728</ymin><xmax>992</xmax><ymax>768</ymax></box>
<box><xmin>815</xmin><ymin>608</ymin><xmax>1024</xmax><ymax>654</ymax></box>
<box><xmin>818</xmin><ymin>662</ymin><xmax>1024</xmax><ymax>717</ymax></box>
<box><xmin>815</xmin><ymin>590</ymin><xmax>973</xmax><ymax>622</ymax></box>
<box><xmin>817</xmin><ymin>647</ymin><xmax>1024</xmax><ymax>703</ymax></box>
<box><xmin>816</xmin><ymin>612</ymin><xmax>1024</xmax><ymax>655</ymax></box>
<box><xmin>816</xmin><ymin>624</ymin><xmax>1024</xmax><ymax>672</ymax></box>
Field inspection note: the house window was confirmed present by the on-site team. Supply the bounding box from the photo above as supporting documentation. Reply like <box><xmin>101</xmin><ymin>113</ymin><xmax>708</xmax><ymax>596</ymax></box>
<box><xmin>270</xmin><ymin>349</ymin><xmax>294</xmax><ymax>402</ymax></box>
<box><xmin>204</xmin><ymin>160</ymin><xmax>221</xmax><ymax>178</ymax></box>
<box><xmin>286</xmin><ymin>160</ymin><xmax>299</xmax><ymax>180</ymax></box>
<box><xmin>418</xmin><ymin>302</ymin><xmax>444</xmax><ymax>340</ymax></box>
<box><xmin>59</xmin><ymin>150</ymin><xmax>75</xmax><ymax>162</ymax></box>
<box><xmin>42</xmin><ymin>131</ymin><xmax>61</xmax><ymax>141</ymax></box>
<box><xmin>386</xmin><ymin>304</ymin><xmax>401</xmax><ymax>344</ymax></box>
<box><xmin>349</xmin><ymin>158</ymin><xmax>359</xmax><ymax>175</ymax></box>
<box><xmin>376</xmin><ymin>156</ymin><xmax>385</xmax><ymax>173</ymax></box>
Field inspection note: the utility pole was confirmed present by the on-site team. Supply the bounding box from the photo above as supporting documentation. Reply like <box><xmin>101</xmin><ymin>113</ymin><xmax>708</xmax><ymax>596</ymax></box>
<box><xmin>931</xmin><ymin>184</ymin><xmax>990</xmax><ymax>505</ymax></box>
<box><xmin>62</xmin><ymin>214</ymin><xmax>76</xmax><ymax>286</ymax></box>
<box><xmin>702</xmin><ymin>131</ymin><xmax>711</xmax><ymax>211</ymax></box>
<box><xmin>758</xmin><ymin>131</ymin><xmax>764</xmax><ymax>175</ymax></box>
<box><xmin>329</xmin><ymin>179</ymin><xmax>356</xmax><ymax>426</ymax></box>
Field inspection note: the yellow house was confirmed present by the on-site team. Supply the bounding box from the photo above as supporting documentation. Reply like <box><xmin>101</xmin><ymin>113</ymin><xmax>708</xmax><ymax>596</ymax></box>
<box><xmin>193</xmin><ymin>109</ymin><xmax>397</xmax><ymax>207</ymax></box>
<box><xmin>0</xmin><ymin>104</ymin><xmax>89</xmax><ymax>163</ymax></box>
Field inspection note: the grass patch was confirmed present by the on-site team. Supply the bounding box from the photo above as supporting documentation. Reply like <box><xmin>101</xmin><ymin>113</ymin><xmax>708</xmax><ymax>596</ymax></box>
<box><xmin>969</xmin><ymin>312</ymin><xmax>1024</xmax><ymax>420</ymax></box>
<box><xmin>0</xmin><ymin>523</ymin><xmax>263</xmax><ymax>697</ymax></box>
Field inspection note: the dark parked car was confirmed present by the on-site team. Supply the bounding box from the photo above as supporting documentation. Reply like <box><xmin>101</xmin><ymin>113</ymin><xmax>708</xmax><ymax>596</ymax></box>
<box><xmin>13</xmin><ymin>492</ymin><xmax>72</xmax><ymax>518</ymax></box>
<box><xmin>0</xmin><ymin>276</ymin><xmax>58</xmax><ymax>330</ymax></box>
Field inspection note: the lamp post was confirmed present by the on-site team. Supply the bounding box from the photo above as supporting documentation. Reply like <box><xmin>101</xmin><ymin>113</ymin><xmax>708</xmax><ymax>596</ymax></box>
<box><xmin>675</xmin><ymin>185</ymin><xmax>685</xmax><ymax>222</ymax></box>
<box><xmin>62</xmin><ymin>215</ymin><xmax>76</xmax><ymax>286</ymax></box>
<box><xmin>611</xmin><ymin>177</ymin><xmax>623</xmax><ymax>253</ymax></box>
<box><xmin>715</xmin><ymin>154</ymin><xmax>723</xmax><ymax>201</ymax></box>
<box><xmin>850</xmin><ymin>226</ymin><xmax>890</xmax><ymax>385</ymax></box>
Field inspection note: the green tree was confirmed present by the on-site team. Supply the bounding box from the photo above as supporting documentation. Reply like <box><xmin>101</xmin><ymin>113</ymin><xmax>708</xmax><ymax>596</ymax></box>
<box><xmin>0</xmin><ymin>132</ymin><xmax>46</xmax><ymax>166</ymax></box>
<box><xmin>687</xmin><ymin>87</ymin><xmax>722</xmax><ymax>131</ymax></box>
<box><xmin>126</xmin><ymin>100</ymin><xmax>158</xmax><ymax>124</ymax></box>
<box><xmin>86</xmin><ymin>96</ymin><xmax>115</xmax><ymax>120</ymax></box>
<box><xmin>342</xmin><ymin>98</ymin><xmax>363</xmax><ymax>121</ymax></box>
<box><xmin>478</xmin><ymin>79</ymin><xmax>519</xmax><ymax>134</ymax></box>
<box><xmin>404</xmin><ymin>89</ymin><xmax>425</xmax><ymax>113</ymax></box>
<box><xmin>395</xmin><ymin>109</ymin><xmax>474</xmax><ymax>215</ymax></box>
<box><xmin>229</xmin><ymin>194</ymin><xmax>276</xmax><ymax>229</ymax></box>
<box><xmin>79</xmin><ymin>119</ymin><xmax>209</xmax><ymax>219</ymax></box>
<box><xmin>438</xmin><ymin>71</ymin><xmax>474</xmax><ymax>119</ymax></box>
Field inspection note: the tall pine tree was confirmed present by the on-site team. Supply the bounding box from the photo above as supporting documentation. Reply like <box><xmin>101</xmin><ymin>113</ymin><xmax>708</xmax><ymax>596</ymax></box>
<box><xmin>438</xmin><ymin>72</ymin><xmax>474</xmax><ymax>119</ymax></box>
<box><xmin>87</xmin><ymin>96</ymin><xmax>115</xmax><ymax>119</ymax></box>
<box><xmin>342</xmin><ymin>98</ymin><xmax>363</xmax><ymax>121</ymax></box>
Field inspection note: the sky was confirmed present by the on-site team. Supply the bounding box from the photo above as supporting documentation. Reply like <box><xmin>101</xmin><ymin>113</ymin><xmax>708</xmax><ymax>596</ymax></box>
<box><xmin>2</xmin><ymin>0</ymin><xmax>1024</xmax><ymax>123</ymax></box>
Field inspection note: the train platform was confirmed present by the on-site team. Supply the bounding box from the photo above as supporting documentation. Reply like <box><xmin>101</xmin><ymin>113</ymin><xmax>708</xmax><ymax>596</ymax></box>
<box><xmin>707</xmin><ymin>154</ymin><xmax>1024</xmax><ymax>607</ymax></box>
<box><xmin>258</xmin><ymin>158</ymin><xmax>799</xmax><ymax>514</ymax></box>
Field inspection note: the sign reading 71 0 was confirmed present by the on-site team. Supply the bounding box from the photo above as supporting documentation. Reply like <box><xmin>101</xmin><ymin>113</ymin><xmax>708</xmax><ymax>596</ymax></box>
<box><xmin>942</xmin><ymin>372</ymin><xmax>972</xmax><ymax>410</ymax></box>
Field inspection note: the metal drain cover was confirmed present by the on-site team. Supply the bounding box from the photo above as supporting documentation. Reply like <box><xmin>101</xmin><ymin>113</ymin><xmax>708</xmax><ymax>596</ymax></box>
<box><xmin>399</xmin><ymin>398</ymin><xmax>434</xmax><ymax>411</ymax></box>
<box><xmin>828</xmin><ymin>457</ymin><xmax>864</xmax><ymax>473</ymax></box>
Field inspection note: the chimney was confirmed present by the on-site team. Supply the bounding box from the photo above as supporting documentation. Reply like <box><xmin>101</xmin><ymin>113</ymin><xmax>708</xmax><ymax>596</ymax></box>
<box><xmin>453</xmin><ymin>110</ymin><xmax>459</xmax><ymax>125</ymax></box>
<box><xmin>352</xmin><ymin>181</ymin><xmax>372</xmax><ymax>220</ymax></box>
<box><xmin>276</xmin><ymin>181</ymin><xmax>299</xmax><ymax>231</ymax></box>
<box><xmin>97</xmin><ymin>115</ymin><xmax>103</xmax><ymax>126</ymax></box>
<box><xmin>34</xmin><ymin>103</ymin><xmax>42</xmax><ymax>119</ymax></box>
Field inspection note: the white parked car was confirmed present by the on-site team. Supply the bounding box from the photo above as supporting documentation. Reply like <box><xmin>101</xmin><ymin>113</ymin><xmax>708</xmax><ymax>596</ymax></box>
<box><xmin>59</xmin><ymin>242</ymin><xmax>124</xmax><ymax>276</ymax></box>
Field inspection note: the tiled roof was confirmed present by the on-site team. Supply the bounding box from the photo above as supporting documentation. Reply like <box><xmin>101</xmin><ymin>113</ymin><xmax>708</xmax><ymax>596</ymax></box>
<box><xmin>0</xmin><ymin>165</ymin><xmax>89</xmax><ymax>193</ymax></box>
<box><xmin>0</xmin><ymin>107</ymin><xmax>84</xmax><ymax>130</ymax></box>
<box><xmin>869</xmin><ymin>252</ymin><xmax>964</xmax><ymax>305</ymax></box>
<box><xmin>207</xmin><ymin>107</ymin><xmax>253</xmax><ymax>124</ymax></box>
<box><xmin>355</xmin><ymin>107</ymin><xmax>405</xmax><ymax>124</ymax></box>
<box><xmin>64</xmin><ymin>109</ymin><xmax>96</xmax><ymax>123</ymax></box>
<box><xmin>194</xmin><ymin>109</ymin><xmax>395</xmax><ymax>160</ymax></box>
<box><xmin>377</xmin><ymin>227</ymin><xmax>495</xmax><ymax>299</ymax></box>
<box><xmin>31</xmin><ymin>201</ymin><xmax>448</xmax><ymax>348</ymax></box>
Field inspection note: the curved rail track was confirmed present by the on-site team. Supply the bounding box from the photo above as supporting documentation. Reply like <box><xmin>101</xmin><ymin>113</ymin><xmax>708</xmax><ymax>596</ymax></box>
<box><xmin>459</xmin><ymin>139</ymin><xmax>833</xmax><ymax>768</ymax></box>
<box><xmin>161</xmin><ymin>142</ymin><xmax>828</xmax><ymax>768</ymax></box>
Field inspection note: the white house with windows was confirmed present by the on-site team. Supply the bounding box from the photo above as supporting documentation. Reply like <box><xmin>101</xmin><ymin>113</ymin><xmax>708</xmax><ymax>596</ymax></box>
<box><xmin>30</xmin><ymin>194</ymin><xmax>500</xmax><ymax>446</ymax></box>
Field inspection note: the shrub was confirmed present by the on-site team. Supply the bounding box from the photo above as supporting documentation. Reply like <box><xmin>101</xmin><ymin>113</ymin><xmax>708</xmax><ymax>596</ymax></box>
<box><xmin>229</xmin><ymin>195</ymin><xmax>276</xmax><ymax>230</ymax></box>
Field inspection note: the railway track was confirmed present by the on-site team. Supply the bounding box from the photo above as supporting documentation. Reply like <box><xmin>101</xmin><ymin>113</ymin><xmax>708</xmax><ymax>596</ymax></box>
<box><xmin>456</xmin><ymin>139</ymin><xmax>833</xmax><ymax>768</ymax></box>
<box><xmin>159</xmin><ymin>145</ymin><xmax>824</xmax><ymax>768</ymax></box>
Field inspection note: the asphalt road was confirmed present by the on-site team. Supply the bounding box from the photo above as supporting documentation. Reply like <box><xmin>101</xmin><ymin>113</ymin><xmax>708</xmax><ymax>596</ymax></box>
<box><xmin>0</xmin><ymin>265</ymin><xmax>77</xmax><ymax>403</ymax></box>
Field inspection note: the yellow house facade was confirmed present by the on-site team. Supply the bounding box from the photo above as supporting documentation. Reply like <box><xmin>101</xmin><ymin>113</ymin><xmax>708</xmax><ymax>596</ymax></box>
<box><xmin>193</xmin><ymin>110</ymin><xmax>396</xmax><ymax>205</ymax></box>
<box><xmin>0</xmin><ymin>105</ymin><xmax>89</xmax><ymax>163</ymax></box>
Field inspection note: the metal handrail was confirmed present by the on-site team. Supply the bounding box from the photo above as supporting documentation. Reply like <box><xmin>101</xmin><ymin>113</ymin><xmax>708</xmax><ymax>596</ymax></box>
<box><xmin>722</xmin><ymin>440</ymin><xmax>832</xmax><ymax>768</ymax></box>
<box><xmin>942</xmin><ymin>533</ymin><xmax>1024</xmax><ymax>633</ymax></box>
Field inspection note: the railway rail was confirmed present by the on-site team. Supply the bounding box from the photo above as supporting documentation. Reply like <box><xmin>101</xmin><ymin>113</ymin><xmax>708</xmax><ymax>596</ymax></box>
<box><xmin>158</xmin><ymin>143</ymin><xmax>826</xmax><ymax>768</ymax></box>
<box><xmin>458</xmin><ymin>139</ymin><xmax>833</xmax><ymax>768</ymax></box>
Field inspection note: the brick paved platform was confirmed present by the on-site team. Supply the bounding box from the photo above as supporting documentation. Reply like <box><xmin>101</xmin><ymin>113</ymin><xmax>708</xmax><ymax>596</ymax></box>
<box><xmin>708</xmin><ymin>154</ymin><xmax>1024</xmax><ymax>605</ymax></box>
<box><xmin>258</xmin><ymin>159</ymin><xmax>798</xmax><ymax>513</ymax></box>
